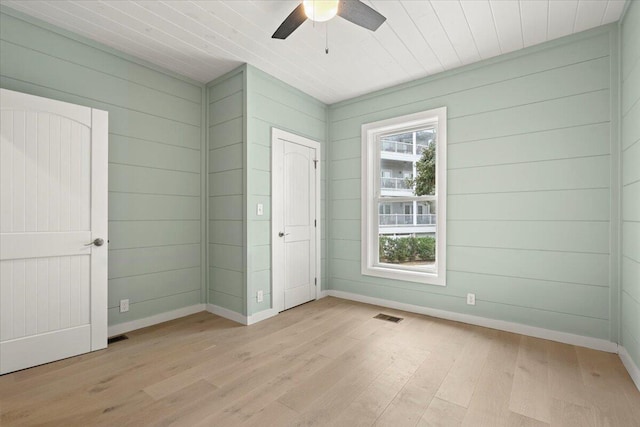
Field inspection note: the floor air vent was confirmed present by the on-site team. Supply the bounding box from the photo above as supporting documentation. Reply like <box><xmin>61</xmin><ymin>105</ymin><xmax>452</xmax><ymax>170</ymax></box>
<box><xmin>107</xmin><ymin>334</ymin><xmax>129</xmax><ymax>345</ymax></box>
<box><xmin>374</xmin><ymin>313</ymin><xmax>403</xmax><ymax>323</ymax></box>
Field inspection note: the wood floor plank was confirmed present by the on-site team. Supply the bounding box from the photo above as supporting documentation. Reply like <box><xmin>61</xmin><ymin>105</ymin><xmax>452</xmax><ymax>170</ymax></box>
<box><xmin>417</xmin><ymin>397</ymin><xmax>467</xmax><ymax>427</ymax></box>
<box><xmin>288</xmin><ymin>346</ymin><xmax>397</xmax><ymax>426</ymax></box>
<box><xmin>329</xmin><ymin>345</ymin><xmax>429</xmax><ymax>426</ymax></box>
<box><xmin>34</xmin><ymin>390</ymin><xmax>155</xmax><ymax>427</ymax></box>
<box><xmin>461</xmin><ymin>331</ymin><xmax>521</xmax><ymax>427</ymax></box>
<box><xmin>549</xmin><ymin>398</ymin><xmax>596</xmax><ymax>427</ymax></box>
<box><xmin>373</xmin><ymin>351</ymin><xmax>458</xmax><ymax>426</ymax></box>
<box><xmin>576</xmin><ymin>346</ymin><xmax>637</xmax><ymax>394</ymax></box>
<box><xmin>0</xmin><ymin>297</ymin><xmax>638</xmax><ymax>427</ymax></box>
<box><xmin>120</xmin><ymin>379</ymin><xmax>220</xmax><ymax>426</ymax></box>
<box><xmin>329</xmin><ymin>365</ymin><xmax>412</xmax><ymax>426</ymax></box>
<box><xmin>434</xmin><ymin>327</ymin><xmax>495</xmax><ymax>408</ymax></box>
<box><xmin>276</xmin><ymin>333</ymin><xmax>393</xmax><ymax>412</ymax></box>
<box><xmin>505</xmin><ymin>412</ymin><xmax>550</xmax><ymax>426</ymax></box>
<box><xmin>546</xmin><ymin>340</ymin><xmax>589</xmax><ymax>407</ymax></box>
<box><xmin>0</xmin><ymin>312</ymin><xmax>224</xmax><ymax>401</ymax></box>
<box><xmin>316</xmin><ymin>334</ymin><xmax>361</xmax><ymax>359</ymax></box>
<box><xmin>508</xmin><ymin>336</ymin><xmax>552</xmax><ymax>424</ymax></box>
<box><xmin>157</xmin><ymin>358</ymin><xmax>314</xmax><ymax>426</ymax></box>
<box><xmin>373</xmin><ymin>382</ymin><xmax>435</xmax><ymax>427</ymax></box>
<box><xmin>210</xmin><ymin>354</ymin><xmax>334</xmax><ymax>425</ymax></box>
<box><xmin>240</xmin><ymin>401</ymin><xmax>299</xmax><ymax>427</ymax></box>
<box><xmin>583</xmin><ymin>386</ymin><xmax>640</xmax><ymax>426</ymax></box>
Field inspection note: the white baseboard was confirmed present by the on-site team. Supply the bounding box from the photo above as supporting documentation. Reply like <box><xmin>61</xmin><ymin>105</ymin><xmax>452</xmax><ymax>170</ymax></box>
<box><xmin>207</xmin><ymin>304</ymin><xmax>247</xmax><ymax>325</ymax></box>
<box><xmin>619</xmin><ymin>346</ymin><xmax>640</xmax><ymax>392</ymax></box>
<box><xmin>326</xmin><ymin>290</ymin><xmax>618</xmax><ymax>353</ymax></box>
<box><xmin>108</xmin><ymin>304</ymin><xmax>206</xmax><ymax>337</ymax></box>
<box><xmin>319</xmin><ymin>290</ymin><xmax>329</xmax><ymax>298</ymax></box>
<box><xmin>206</xmin><ymin>304</ymin><xmax>279</xmax><ymax>326</ymax></box>
<box><xmin>248</xmin><ymin>308</ymin><xmax>278</xmax><ymax>325</ymax></box>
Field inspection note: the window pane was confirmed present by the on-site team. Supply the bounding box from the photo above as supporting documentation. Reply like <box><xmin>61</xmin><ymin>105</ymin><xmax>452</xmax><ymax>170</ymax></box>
<box><xmin>417</xmin><ymin>200</ymin><xmax>436</xmax><ymax>225</ymax></box>
<box><xmin>378</xmin><ymin>201</ymin><xmax>413</xmax><ymax>226</ymax></box>
<box><xmin>414</xmin><ymin>129</ymin><xmax>436</xmax><ymax>196</ymax></box>
<box><xmin>380</xmin><ymin>159</ymin><xmax>413</xmax><ymax>195</ymax></box>
<box><xmin>379</xmin><ymin>128</ymin><xmax>436</xmax><ymax>197</ymax></box>
<box><xmin>378</xmin><ymin>201</ymin><xmax>436</xmax><ymax>269</ymax></box>
<box><xmin>381</xmin><ymin>132</ymin><xmax>413</xmax><ymax>154</ymax></box>
<box><xmin>377</xmin><ymin>127</ymin><xmax>438</xmax><ymax>269</ymax></box>
<box><xmin>416</xmin><ymin>129</ymin><xmax>435</xmax><ymax>155</ymax></box>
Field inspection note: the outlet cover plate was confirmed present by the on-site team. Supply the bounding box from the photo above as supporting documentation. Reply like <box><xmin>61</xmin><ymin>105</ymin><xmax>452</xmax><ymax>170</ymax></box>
<box><xmin>466</xmin><ymin>293</ymin><xmax>476</xmax><ymax>306</ymax></box>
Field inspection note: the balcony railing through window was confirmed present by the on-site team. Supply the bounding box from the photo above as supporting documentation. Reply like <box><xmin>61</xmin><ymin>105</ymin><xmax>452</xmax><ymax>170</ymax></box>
<box><xmin>379</xmin><ymin>214</ymin><xmax>436</xmax><ymax>226</ymax></box>
<box><xmin>380</xmin><ymin>176</ymin><xmax>412</xmax><ymax>190</ymax></box>
<box><xmin>381</xmin><ymin>139</ymin><xmax>430</xmax><ymax>155</ymax></box>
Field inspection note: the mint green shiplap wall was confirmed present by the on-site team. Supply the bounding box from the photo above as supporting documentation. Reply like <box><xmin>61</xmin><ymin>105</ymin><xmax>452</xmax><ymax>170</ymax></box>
<box><xmin>621</xmin><ymin>1</ymin><xmax>640</xmax><ymax>367</ymax></box>
<box><xmin>0</xmin><ymin>8</ymin><xmax>205</xmax><ymax>327</ymax></box>
<box><xmin>246</xmin><ymin>65</ymin><xmax>327</xmax><ymax>316</ymax></box>
<box><xmin>328</xmin><ymin>26</ymin><xmax>618</xmax><ymax>340</ymax></box>
<box><xmin>207</xmin><ymin>67</ymin><xmax>247</xmax><ymax>315</ymax></box>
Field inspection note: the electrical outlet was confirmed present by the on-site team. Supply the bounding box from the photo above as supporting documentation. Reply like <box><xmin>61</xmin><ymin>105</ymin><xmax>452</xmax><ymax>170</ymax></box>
<box><xmin>466</xmin><ymin>293</ymin><xmax>476</xmax><ymax>306</ymax></box>
<box><xmin>120</xmin><ymin>299</ymin><xmax>130</xmax><ymax>313</ymax></box>
<box><xmin>257</xmin><ymin>290</ymin><xmax>264</xmax><ymax>303</ymax></box>
<box><xmin>257</xmin><ymin>203</ymin><xmax>264</xmax><ymax>216</ymax></box>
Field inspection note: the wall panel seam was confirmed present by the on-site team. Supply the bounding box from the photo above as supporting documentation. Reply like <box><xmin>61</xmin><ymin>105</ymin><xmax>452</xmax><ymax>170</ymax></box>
<box><xmin>448</xmin><ymin>122</ymin><xmax>611</xmax><ymax>145</ymax></box>
<box><xmin>109</xmin><ymin>265</ymin><xmax>202</xmax><ymax>281</ymax></box>
<box><xmin>108</xmin><ymin>161</ymin><xmax>200</xmax><ymax>175</ymax></box>
<box><xmin>107</xmin><ymin>289</ymin><xmax>201</xmax><ymax>309</ymax></box>
<box><xmin>0</xmin><ymin>74</ymin><xmax>201</xmax><ymax>127</ymax></box>
<box><xmin>0</xmin><ymin>38</ymin><xmax>202</xmax><ymax>105</ymax></box>
<box><xmin>331</xmin><ymin>54</ymin><xmax>611</xmax><ymax>122</ymax></box>
<box><xmin>109</xmin><ymin>133</ymin><xmax>201</xmax><ymax>151</ymax></box>
<box><xmin>108</xmin><ymin>190</ymin><xmax>200</xmax><ymax>198</ymax></box>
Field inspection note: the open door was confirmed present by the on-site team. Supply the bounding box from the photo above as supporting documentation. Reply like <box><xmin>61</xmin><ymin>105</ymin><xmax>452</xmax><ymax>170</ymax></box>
<box><xmin>0</xmin><ymin>89</ymin><xmax>108</xmax><ymax>374</ymax></box>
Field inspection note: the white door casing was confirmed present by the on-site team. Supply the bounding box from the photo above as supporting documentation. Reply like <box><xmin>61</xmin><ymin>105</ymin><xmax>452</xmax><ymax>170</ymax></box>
<box><xmin>0</xmin><ymin>89</ymin><xmax>108</xmax><ymax>375</ymax></box>
<box><xmin>272</xmin><ymin>128</ymin><xmax>320</xmax><ymax>312</ymax></box>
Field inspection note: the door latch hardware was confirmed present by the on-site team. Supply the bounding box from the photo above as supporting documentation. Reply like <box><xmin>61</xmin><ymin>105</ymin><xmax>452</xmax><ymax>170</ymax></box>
<box><xmin>85</xmin><ymin>238</ymin><xmax>105</xmax><ymax>247</ymax></box>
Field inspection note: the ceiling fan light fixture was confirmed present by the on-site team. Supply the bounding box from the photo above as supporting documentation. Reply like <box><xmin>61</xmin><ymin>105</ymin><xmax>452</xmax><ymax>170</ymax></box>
<box><xmin>303</xmin><ymin>0</ymin><xmax>339</xmax><ymax>22</ymax></box>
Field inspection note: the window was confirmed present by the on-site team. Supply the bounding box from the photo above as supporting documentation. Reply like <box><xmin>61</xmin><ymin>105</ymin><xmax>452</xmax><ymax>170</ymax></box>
<box><xmin>361</xmin><ymin>107</ymin><xmax>447</xmax><ymax>286</ymax></box>
<box><xmin>379</xmin><ymin>204</ymin><xmax>391</xmax><ymax>215</ymax></box>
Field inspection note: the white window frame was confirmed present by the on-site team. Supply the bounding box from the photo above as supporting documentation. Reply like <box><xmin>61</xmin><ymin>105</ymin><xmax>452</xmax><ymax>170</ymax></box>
<box><xmin>361</xmin><ymin>107</ymin><xmax>447</xmax><ymax>286</ymax></box>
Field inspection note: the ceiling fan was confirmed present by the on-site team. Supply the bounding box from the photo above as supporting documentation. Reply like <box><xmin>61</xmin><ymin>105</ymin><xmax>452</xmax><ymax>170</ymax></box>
<box><xmin>272</xmin><ymin>0</ymin><xmax>387</xmax><ymax>40</ymax></box>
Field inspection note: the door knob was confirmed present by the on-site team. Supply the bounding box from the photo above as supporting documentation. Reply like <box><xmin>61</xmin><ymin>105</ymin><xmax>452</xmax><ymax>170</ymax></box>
<box><xmin>85</xmin><ymin>238</ymin><xmax>105</xmax><ymax>247</ymax></box>
<box><xmin>278</xmin><ymin>232</ymin><xmax>289</xmax><ymax>237</ymax></box>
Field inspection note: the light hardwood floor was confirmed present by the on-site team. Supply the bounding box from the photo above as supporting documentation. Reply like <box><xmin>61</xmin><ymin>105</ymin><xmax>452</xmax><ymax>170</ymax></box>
<box><xmin>1</xmin><ymin>297</ymin><xmax>639</xmax><ymax>426</ymax></box>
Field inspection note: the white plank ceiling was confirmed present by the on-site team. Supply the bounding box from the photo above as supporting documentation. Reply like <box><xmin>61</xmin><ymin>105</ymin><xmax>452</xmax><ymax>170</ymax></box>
<box><xmin>3</xmin><ymin>0</ymin><xmax>628</xmax><ymax>104</ymax></box>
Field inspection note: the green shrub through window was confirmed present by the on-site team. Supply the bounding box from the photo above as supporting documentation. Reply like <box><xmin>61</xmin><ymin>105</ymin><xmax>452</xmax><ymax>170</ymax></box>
<box><xmin>379</xmin><ymin>236</ymin><xmax>436</xmax><ymax>264</ymax></box>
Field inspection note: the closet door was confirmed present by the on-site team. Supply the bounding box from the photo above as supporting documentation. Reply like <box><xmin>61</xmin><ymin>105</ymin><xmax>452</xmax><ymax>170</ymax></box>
<box><xmin>272</xmin><ymin>128</ymin><xmax>321</xmax><ymax>313</ymax></box>
<box><xmin>1</xmin><ymin>89</ymin><xmax>108</xmax><ymax>374</ymax></box>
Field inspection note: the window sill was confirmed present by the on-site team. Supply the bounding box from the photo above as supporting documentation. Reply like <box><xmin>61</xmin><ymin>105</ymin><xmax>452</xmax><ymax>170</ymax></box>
<box><xmin>362</xmin><ymin>264</ymin><xmax>446</xmax><ymax>286</ymax></box>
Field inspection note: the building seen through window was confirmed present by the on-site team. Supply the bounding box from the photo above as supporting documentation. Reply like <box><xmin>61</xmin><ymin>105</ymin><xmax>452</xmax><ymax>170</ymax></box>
<box><xmin>378</xmin><ymin>128</ymin><xmax>436</xmax><ymax>268</ymax></box>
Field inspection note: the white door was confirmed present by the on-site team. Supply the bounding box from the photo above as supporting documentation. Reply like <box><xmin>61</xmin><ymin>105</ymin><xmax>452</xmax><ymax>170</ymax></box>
<box><xmin>272</xmin><ymin>129</ymin><xmax>320</xmax><ymax>312</ymax></box>
<box><xmin>0</xmin><ymin>89</ymin><xmax>108</xmax><ymax>375</ymax></box>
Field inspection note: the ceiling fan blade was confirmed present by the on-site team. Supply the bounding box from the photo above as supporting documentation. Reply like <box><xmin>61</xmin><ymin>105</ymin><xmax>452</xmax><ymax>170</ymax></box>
<box><xmin>338</xmin><ymin>0</ymin><xmax>386</xmax><ymax>31</ymax></box>
<box><xmin>272</xmin><ymin>3</ymin><xmax>308</xmax><ymax>39</ymax></box>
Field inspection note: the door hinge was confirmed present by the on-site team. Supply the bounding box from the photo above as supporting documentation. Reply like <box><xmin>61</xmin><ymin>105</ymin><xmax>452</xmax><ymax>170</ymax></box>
<box><xmin>314</xmin><ymin>277</ymin><xmax>317</xmax><ymax>286</ymax></box>
<box><xmin>314</xmin><ymin>219</ymin><xmax>317</xmax><ymax>227</ymax></box>
<box><xmin>313</xmin><ymin>159</ymin><xmax>318</xmax><ymax>169</ymax></box>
